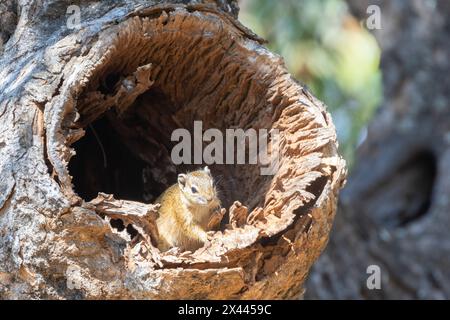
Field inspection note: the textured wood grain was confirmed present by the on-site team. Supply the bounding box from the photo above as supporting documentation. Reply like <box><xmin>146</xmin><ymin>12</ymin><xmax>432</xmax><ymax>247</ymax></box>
<box><xmin>0</xmin><ymin>0</ymin><xmax>345</xmax><ymax>299</ymax></box>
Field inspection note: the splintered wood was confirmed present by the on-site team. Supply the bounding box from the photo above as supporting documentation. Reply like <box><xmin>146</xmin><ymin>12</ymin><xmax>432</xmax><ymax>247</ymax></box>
<box><xmin>0</xmin><ymin>1</ymin><xmax>346</xmax><ymax>299</ymax></box>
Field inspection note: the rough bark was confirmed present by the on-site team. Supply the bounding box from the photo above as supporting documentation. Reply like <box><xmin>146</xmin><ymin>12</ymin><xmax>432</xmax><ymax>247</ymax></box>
<box><xmin>0</xmin><ymin>1</ymin><xmax>345</xmax><ymax>299</ymax></box>
<box><xmin>306</xmin><ymin>0</ymin><xmax>450</xmax><ymax>299</ymax></box>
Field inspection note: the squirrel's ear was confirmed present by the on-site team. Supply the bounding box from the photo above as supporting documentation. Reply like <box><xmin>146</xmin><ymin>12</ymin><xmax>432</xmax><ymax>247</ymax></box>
<box><xmin>178</xmin><ymin>174</ymin><xmax>187</xmax><ymax>187</ymax></box>
<box><xmin>204</xmin><ymin>166</ymin><xmax>210</xmax><ymax>174</ymax></box>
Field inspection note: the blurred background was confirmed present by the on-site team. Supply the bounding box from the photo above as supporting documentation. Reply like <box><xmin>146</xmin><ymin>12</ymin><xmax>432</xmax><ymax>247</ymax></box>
<box><xmin>240</xmin><ymin>0</ymin><xmax>450</xmax><ymax>299</ymax></box>
<box><xmin>240</xmin><ymin>0</ymin><xmax>382</xmax><ymax>168</ymax></box>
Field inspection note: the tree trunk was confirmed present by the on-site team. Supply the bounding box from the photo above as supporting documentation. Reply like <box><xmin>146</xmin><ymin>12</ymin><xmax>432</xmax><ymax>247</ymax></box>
<box><xmin>0</xmin><ymin>0</ymin><xmax>345</xmax><ymax>299</ymax></box>
<box><xmin>306</xmin><ymin>0</ymin><xmax>450</xmax><ymax>299</ymax></box>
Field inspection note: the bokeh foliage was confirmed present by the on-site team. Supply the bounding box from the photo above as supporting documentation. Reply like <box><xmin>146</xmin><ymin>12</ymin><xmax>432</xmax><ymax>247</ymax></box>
<box><xmin>240</xmin><ymin>0</ymin><xmax>382</xmax><ymax>167</ymax></box>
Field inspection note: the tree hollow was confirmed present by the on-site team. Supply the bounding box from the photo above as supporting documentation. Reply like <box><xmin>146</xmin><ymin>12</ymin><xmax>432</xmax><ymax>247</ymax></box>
<box><xmin>0</xmin><ymin>3</ymin><xmax>346</xmax><ymax>299</ymax></box>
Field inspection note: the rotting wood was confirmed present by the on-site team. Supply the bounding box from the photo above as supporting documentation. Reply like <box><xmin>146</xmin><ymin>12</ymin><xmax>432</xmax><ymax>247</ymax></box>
<box><xmin>0</xmin><ymin>0</ymin><xmax>346</xmax><ymax>299</ymax></box>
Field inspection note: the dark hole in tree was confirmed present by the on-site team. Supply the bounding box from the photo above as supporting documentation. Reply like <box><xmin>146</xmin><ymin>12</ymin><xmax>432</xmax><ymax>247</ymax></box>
<box><xmin>395</xmin><ymin>151</ymin><xmax>437</xmax><ymax>227</ymax></box>
<box><xmin>110</xmin><ymin>218</ymin><xmax>125</xmax><ymax>232</ymax></box>
<box><xmin>100</xmin><ymin>73</ymin><xmax>121</xmax><ymax>95</ymax></box>
<box><xmin>68</xmin><ymin>114</ymin><xmax>148</xmax><ymax>202</ymax></box>
<box><xmin>126</xmin><ymin>224</ymin><xmax>139</xmax><ymax>239</ymax></box>
<box><xmin>368</xmin><ymin>151</ymin><xmax>437</xmax><ymax>229</ymax></box>
<box><xmin>108</xmin><ymin>218</ymin><xmax>138</xmax><ymax>239</ymax></box>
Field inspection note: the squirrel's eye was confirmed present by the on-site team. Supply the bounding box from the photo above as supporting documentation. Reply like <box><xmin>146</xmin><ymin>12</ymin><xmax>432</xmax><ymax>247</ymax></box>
<box><xmin>191</xmin><ymin>186</ymin><xmax>198</xmax><ymax>193</ymax></box>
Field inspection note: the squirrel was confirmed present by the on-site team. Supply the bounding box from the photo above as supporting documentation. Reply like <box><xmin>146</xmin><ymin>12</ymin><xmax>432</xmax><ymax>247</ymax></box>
<box><xmin>155</xmin><ymin>166</ymin><xmax>221</xmax><ymax>252</ymax></box>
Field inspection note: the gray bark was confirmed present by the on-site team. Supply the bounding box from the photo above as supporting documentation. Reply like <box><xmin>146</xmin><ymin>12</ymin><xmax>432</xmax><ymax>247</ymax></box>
<box><xmin>0</xmin><ymin>0</ymin><xmax>345</xmax><ymax>299</ymax></box>
<box><xmin>306</xmin><ymin>0</ymin><xmax>450</xmax><ymax>299</ymax></box>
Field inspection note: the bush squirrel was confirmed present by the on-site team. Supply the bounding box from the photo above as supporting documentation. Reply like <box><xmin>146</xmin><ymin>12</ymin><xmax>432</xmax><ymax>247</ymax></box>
<box><xmin>155</xmin><ymin>166</ymin><xmax>221</xmax><ymax>252</ymax></box>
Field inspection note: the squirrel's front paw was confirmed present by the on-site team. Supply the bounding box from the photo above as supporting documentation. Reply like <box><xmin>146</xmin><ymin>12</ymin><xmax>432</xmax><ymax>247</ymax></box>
<box><xmin>208</xmin><ymin>208</ymin><xmax>225</xmax><ymax>230</ymax></box>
